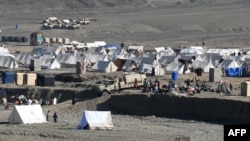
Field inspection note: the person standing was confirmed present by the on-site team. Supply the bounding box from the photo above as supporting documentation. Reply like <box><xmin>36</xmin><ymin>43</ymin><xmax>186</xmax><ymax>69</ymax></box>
<box><xmin>72</xmin><ymin>94</ymin><xmax>76</xmax><ymax>105</ymax></box>
<box><xmin>53</xmin><ymin>112</ymin><xmax>58</xmax><ymax>123</ymax></box>
<box><xmin>46</xmin><ymin>111</ymin><xmax>50</xmax><ymax>121</ymax></box>
<box><xmin>134</xmin><ymin>78</ymin><xmax>138</xmax><ymax>89</ymax></box>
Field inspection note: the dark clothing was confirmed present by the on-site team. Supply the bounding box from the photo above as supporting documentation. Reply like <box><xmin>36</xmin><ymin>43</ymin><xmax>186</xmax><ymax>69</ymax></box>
<box><xmin>72</xmin><ymin>95</ymin><xmax>76</xmax><ymax>105</ymax></box>
<box><xmin>53</xmin><ymin>112</ymin><xmax>58</xmax><ymax>123</ymax></box>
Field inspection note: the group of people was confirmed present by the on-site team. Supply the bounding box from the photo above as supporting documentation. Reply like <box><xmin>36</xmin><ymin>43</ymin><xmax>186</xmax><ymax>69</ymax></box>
<box><xmin>143</xmin><ymin>78</ymin><xmax>160</xmax><ymax>93</ymax></box>
<box><xmin>46</xmin><ymin>111</ymin><xmax>58</xmax><ymax>123</ymax></box>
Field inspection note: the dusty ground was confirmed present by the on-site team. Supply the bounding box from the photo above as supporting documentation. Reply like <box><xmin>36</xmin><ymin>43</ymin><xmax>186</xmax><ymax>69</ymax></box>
<box><xmin>1</xmin><ymin>0</ymin><xmax>250</xmax><ymax>141</ymax></box>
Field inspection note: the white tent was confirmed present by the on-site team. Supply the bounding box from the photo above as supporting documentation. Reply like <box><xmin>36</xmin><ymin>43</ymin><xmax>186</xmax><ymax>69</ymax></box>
<box><xmin>191</xmin><ymin>60</ymin><xmax>215</xmax><ymax>72</ymax></box>
<box><xmin>158</xmin><ymin>47</ymin><xmax>175</xmax><ymax>57</ymax></box>
<box><xmin>128</xmin><ymin>46</ymin><xmax>144</xmax><ymax>54</ymax></box>
<box><xmin>8</xmin><ymin>105</ymin><xmax>46</xmax><ymax>124</ymax></box>
<box><xmin>41</xmin><ymin>58</ymin><xmax>61</xmax><ymax>69</ymax></box>
<box><xmin>87</xmin><ymin>54</ymin><xmax>109</xmax><ymax>65</ymax></box>
<box><xmin>92</xmin><ymin>61</ymin><xmax>118</xmax><ymax>73</ymax></box>
<box><xmin>77</xmin><ymin>111</ymin><xmax>114</xmax><ymax>130</ymax></box>
<box><xmin>57</xmin><ymin>54</ymin><xmax>77</xmax><ymax>66</ymax></box>
<box><xmin>154</xmin><ymin>47</ymin><xmax>165</xmax><ymax>53</ymax></box>
<box><xmin>122</xmin><ymin>59</ymin><xmax>137</xmax><ymax>71</ymax></box>
<box><xmin>158</xmin><ymin>55</ymin><xmax>178</xmax><ymax>66</ymax></box>
<box><xmin>0</xmin><ymin>43</ymin><xmax>10</xmax><ymax>53</ymax></box>
<box><xmin>16</xmin><ymin>53</ymin><xmax>33</xmax><ymax>66</ymax></box>
<box><xmin>180</xmin><ymin>46</ymin><xmax>203</xmax><ymax>55</ymax></box>
<box><xmin>165</xmin><ymin>62</ymin><xmax>190</xmax><ymax>74</ymax></box>
<box><xmin>0</xmin><ymin>56</ymin><xmax>19</xmax><ymax>69</ymax></box>
<box><xmin>206</xmin><ymin>49</ymin><xmax>230</xmax><ymax>56</ymax></box>
<box><xmin>139</xmin><ymin>64</ymin><xmax>165</xmax><ymax>76</ymax></box>
<box><xmin>217</xmin><ymin>59</ymin><xmax>242</xmax><ymax>68</ymax></box>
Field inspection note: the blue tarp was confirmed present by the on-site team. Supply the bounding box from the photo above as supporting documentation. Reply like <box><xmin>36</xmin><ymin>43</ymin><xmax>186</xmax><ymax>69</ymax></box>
<box><xmin>225</xmin><ymin>67</ymin><xmax>243</xmax><ymax>77</ymax></box>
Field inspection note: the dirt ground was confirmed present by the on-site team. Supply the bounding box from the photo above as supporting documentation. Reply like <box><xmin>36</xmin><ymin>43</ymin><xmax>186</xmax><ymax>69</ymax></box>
<box><xmin>1</xmin><ymin>0</ymin><xmax>250</xmax><ymax>141</ymax></box>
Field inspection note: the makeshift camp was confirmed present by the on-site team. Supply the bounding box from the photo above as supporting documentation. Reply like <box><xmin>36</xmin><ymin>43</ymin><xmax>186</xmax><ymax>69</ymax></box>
<box><xmin>8</xmin><ymin>105</ymin><xmax>46</xmax><ymax>124</ymax></box>
<box><xmin>77</xmin><ymin>111</ymin><xmax>114</xmax><ymax>130</ymax></box>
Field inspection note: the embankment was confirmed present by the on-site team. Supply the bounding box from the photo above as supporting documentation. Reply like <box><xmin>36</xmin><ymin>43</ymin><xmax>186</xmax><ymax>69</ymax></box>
<box><xmin>107</xmin><ymin>94</ymin><xmax>250</xmax><ymax>124</ymax></box>
<box><xmin>4</xmin><ymin>87</ymin><xmax>97</xmax><ymax>103</ymax></box>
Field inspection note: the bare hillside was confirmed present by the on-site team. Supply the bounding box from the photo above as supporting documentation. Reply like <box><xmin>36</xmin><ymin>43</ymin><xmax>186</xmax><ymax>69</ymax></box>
<box><xmin>0</xmin><ymin>0</ymin><xmax>150</xmax><ymax>13</ymax></box>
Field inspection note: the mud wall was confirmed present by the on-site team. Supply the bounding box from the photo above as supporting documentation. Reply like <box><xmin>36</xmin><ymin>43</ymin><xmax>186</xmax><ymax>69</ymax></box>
<box><xmin>107</xmin><ymin>94</ymin><xmax>250</xmax><ymax>124</ymax></box>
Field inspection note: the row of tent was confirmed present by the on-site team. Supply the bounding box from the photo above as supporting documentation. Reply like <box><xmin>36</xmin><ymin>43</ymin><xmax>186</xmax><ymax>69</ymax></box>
<box><xmin>8</xmin><ymin>105</ymin><xmax>114</xmax><ymax>130</ymax></box>
<box><xmin>1</xmin><ymin>41</ymin><xmax>250</xmax><ymax>76</ymax></box>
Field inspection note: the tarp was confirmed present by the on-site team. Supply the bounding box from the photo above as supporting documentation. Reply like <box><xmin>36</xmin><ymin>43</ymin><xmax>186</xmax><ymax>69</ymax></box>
<box><xmin>8</xmin><ymin>105</ymin><xmax>46</xmax><ymax>124</ymax></box>
<box><xmin>77</xmin><ymin>111</ymin><xmax>114</xmax><ymax>130</ymax></box>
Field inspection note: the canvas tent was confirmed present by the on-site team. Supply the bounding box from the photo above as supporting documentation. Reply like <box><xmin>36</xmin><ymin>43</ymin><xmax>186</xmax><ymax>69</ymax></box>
<box><xmin>8</xmin><ymin>105</ymin><xmax>46</xmax><ymax>124</ymax></box>
<box><xmin>191</xmin><ymin>60</ymin><xmax>215</xmax><ymax>72</ymax></box>
<box><xmin>122</xmin><ymin>59</ymin><xmax>137</xmax><ymax>71</ymax></box>
<box><xmin>0</xmin><ymin>43</ymin><xmax>10</xmax><ymax>53</ymax></box>
<box><xmin>139</xmin><ymin>64</ymin><xmax>165</xmax><ymax>76</ymax></box>
<box><xmin>165</xmin><ymin>62</ymin><xmax>190</xmax><ymax>74</ymax></box>
<box><xmin>16</xmin><ymin>53</ymin><xmax>33</xmax><ymax>66</ymax></box>
<box><xmin>206</xmin><ymin>49</ymin><xmax>230</xmax><ymax>56</ymax></box>
<box><xmin>77</xmin><ymin>111</ymin><xmax>114</xmax><ymax>130</ymax></box>
<box><xmin>41</xmin><ymin>58</ymin><xmax>61</xmax><ymax>69</ymax></box>
<box><xmin>0</xmin><ymin>56</ymin><xmax>19</xmax><ymax>69</ymax></box>
<box><xmin>180</xmin><ymin>46</ymin><xmax>203</xmax><ymax>55</ymax></box>
<box><xmin>92</xmin><ymin>61</ymin><xmax>118</xmax><ymax>73</ymax></box>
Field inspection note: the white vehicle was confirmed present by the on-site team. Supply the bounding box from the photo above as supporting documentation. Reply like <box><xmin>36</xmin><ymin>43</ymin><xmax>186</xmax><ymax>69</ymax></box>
<box><xmin>43</xmin><ymin>17</ymin><xmax>58</xmax><ymax>23</ymax></box>
<box><xmin>78</xmin><ymin>18</ymin><xmax>90</xmax><ymax>25</ymax></box>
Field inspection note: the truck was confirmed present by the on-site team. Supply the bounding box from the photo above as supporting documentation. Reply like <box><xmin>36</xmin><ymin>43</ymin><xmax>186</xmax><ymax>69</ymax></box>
<box><xmin>96</xmin><ymin>73</ymin><xmax>146</xmax><ymax>96</ymax></box>
<box><xmin>30</xmin><ymin>31</ymin><xmax>43</xmax><ymax>46</ymax></box>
